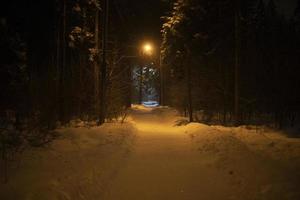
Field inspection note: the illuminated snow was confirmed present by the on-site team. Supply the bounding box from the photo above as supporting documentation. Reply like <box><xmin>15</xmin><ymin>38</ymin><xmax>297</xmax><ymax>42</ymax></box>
<box><xmin>1</xmin><ymin>106</ymin><xmax>300</xmax><ymax>200</ymax></box>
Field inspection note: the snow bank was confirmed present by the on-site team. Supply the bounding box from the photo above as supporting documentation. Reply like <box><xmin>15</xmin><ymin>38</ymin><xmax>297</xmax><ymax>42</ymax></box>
<box><xmin>185</xmin><ymin>123</ymin><xmax>300</xmax><ymax>200</ymax></box>
<box><xmin>0</xmin><ymin>122</ymin><xmax>136</xmax><ymax>200</ymax></box>
<box><xmin>2</xmin><ymin>106</ymin><xmax>300</xmax><ymax>200</ymax></box>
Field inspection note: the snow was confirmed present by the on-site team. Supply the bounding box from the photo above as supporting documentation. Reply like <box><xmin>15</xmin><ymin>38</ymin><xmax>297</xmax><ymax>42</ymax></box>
<box><xmin>0</xmin><ymin>123</ymin><xmax>136</xmax><ymax>200</ymax></box>
<box><xmin>142</xmin><ymin>101</ymin><xmax>159</xmax><ymax>107</ymax></box>
<box><xmin>186</xmin><ymin>123</ymin><xmax>300</xmax><ymax>199</ymax></box>
<box><xmin>1</xmin><ymin>106</ymin><xmax>300</xmax><ymax>200</ymax></box>
<box><xmin>105</xmin><ymin>106</ymin><xmax>300</xmax><ymax>200</ymax></box>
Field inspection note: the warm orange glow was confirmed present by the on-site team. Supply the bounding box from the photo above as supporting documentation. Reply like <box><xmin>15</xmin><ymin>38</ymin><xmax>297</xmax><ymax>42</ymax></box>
<box><xmin>142</xmin><ymin>43</ymin><xmax>153</xmax><ymax>55</ymax></box>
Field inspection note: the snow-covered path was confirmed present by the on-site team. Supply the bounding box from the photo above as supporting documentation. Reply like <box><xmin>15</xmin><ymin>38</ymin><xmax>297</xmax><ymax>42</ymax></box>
<box><xmin>104</xmin><ymin>107</ymin><xmax>234</xmax><ymax>200</ymax></box>
<box><xmin>1</xmin><ymin>106</ymin><xmax>300</xmax><ymax>200</ymax></box>
<box><xmin>104</xmin><ymin>106</ymin><xmax>300</xmax><ymax>200</ymax></box>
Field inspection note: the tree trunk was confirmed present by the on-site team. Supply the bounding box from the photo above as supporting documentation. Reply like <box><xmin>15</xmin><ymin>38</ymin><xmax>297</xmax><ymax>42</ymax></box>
<box><xmin>59</xmin><ymin>0</ymin><xmax>67</xmax><ymax>124</ymax></box>
<box><xmin>94</xmin><ymin>8</ymin><xmax>100</xmax><ymax>116</ymax></box>
<box><xmin>1</xmin><ymin>144</ymin><xmax>8</xmax><ymax>183</ymax></box>
<box><xmin>139</xmin><ymin>64</ymin><xmax>143</xmax><ymax>104</ymax></box>
<box><xmin>185</xmin><ymin>46</ymin><xmax>193</xmax><ymax>122</ymax></box>
<box><xmin>99</xmin><ymin>0</ymin><xmax>109</xmax><ymax>125</ymax></box>
<box><xmin>234</xmin><ymin>0</ymin><xmax>241</xmax><ymax>126</ymax></box>
<box><xmin>56</xmin><ymin>10</ymin><xmax>61</xmax><ymax>122</ymax></box>
<box><xmin>159</xmin><ymin>54</ymin><xmax>164</xmax><ymax>106</ymax></box>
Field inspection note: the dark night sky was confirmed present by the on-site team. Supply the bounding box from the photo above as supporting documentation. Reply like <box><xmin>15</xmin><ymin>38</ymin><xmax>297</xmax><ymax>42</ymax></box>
<box><xmin>114</xmin><ymin>0</ymin><xmax>168</xmax><ymax>43</ymax></box>
<box><xmin>0</xmin><ymin>0</ymin><xmax>298</xmax><ymax>44</ymax></box>
<box><xmin>270</xmin><ymin>0</ymin><xmax>298</xmax><ymax>17</ymax></box>
<box><xmin>119</xmin><ymin>0</ymin><xmax>298</xmax><ymax>44</ymax></box>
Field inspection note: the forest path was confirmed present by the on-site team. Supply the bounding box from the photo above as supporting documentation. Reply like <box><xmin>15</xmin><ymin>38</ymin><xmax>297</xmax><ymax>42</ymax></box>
<box><xmin>1</xmin><ymin>106</ymin><xmax>299</xmax><ymax>200</ymax></box>
<box><xmin>103</xmin><ymin>106</ymin><xmax>235</xmax><ymax>200</ymax></box>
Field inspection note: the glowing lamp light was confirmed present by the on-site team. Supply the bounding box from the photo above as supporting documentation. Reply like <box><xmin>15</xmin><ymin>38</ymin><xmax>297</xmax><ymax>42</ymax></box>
<box><xmin>142</xmin><ymin>43</ymin><xmax>153</xmax><ymax>55</ymax></box>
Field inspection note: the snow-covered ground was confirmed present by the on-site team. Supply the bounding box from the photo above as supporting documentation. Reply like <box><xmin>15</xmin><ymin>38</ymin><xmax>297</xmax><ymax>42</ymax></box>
<box><xmin>1</xmin><ymin>106</ymin><xmax>300</xmax><ymax>200</ymax></box>
<box><xmin>186</xmin><ymin>123</ymin><xmax>300</xmax><ymax>200</ymax></box>
<box><xmin>0</xmin><ymin>123</ymin><xmax>136</xmax><ymax>200</ymax></box>
<box><xmin>142</xmin><ymin>101</ymin><xmax>159</xmax><ymax>107</ymax></box>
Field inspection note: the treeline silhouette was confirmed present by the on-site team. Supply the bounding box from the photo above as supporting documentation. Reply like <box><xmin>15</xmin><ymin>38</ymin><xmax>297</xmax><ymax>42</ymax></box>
<box><xmin>0</xmin><ymin>0</ymin><xmax>131</xmax><ymax>182</ymax></box>
<box><xmin>161</xmin><ymin>0</ymin><xmax>300</xmax><ymax>128</ymax></box>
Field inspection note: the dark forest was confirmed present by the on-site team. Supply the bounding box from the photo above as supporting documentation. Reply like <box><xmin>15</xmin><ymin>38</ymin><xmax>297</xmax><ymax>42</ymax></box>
<box><xmin>1</xmin><ymin>0</ymin><xmax>300</xmax><ymax>199</ymax></box>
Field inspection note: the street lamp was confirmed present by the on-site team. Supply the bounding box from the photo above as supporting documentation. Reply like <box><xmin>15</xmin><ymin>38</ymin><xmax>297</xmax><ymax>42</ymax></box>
<box><xmin>142</xmin><ymin>43</ymin><xmax>153</xmax><ymax>56</ymax></box>
<box><xmin>138</xmin><ymin>42</ymin><xmax>153</xmax><ymax>104</ymax></box>
<box><xmin>140</xmin><ymin>42</ymin><xmax>164</xmax><ymax>105</ymax></box>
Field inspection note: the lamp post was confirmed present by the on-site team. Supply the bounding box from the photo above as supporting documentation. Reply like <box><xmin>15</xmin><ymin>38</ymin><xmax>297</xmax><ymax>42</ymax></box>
<box><xmin>140</xmin><ymin>42</ymin><xmax>164</xmax><ymax>106</ymax></box>
<box><xmin>115</xmin><ymin>43</ymin><xmax>160</xmax><ymax>105</ymax></box>
<box><xmin>138</xmin><ymin>43</ymin><xmax>153</xmax><ymax>104</ymax></box>
<box><xmin>159</xmin><ymin>52</ymin><xmax>164</xmax><ymax>106</ymax></box>
<box><xmin>111</xmin><ymin>43</ymin><xmax>154</xmax><ymax>105</ymax></box>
